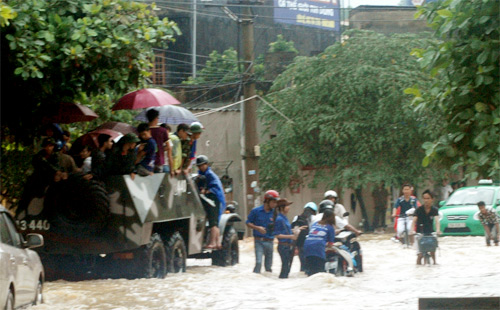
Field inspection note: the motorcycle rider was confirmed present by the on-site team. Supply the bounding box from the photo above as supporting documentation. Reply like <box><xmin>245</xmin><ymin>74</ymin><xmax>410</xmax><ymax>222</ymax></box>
<box><xmin>246</xmin><ymin>190</ymin><xmax>279</xmax><ymax>273</ymax></box>
<box><xmin>312</xmin><ymin>200</ymin><xmax>362</xmax><ymax>236</ymax></box>
<box><xmin>392</xmin><ymin>184</ymin><xmax>419</xmax><ymax>246</ymax></box>
<box><xmin>324</xmin><ymin>190</ymin><xmax>348</xmax><ymax>222</ymax></box>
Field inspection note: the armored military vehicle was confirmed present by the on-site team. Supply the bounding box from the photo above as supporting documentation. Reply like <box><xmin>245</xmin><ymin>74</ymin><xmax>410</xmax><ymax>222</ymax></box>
<box><xmin>16</xmin><ymin>172</ymin><xmax>241</xmax><ymax>280</ymax></box>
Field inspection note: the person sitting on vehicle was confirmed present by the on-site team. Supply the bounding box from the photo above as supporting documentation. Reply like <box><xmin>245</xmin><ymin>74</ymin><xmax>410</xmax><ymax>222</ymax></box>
<box><xmin>137</xmin><ymin>123</ymin><xmax>156</xmax><ymax>176</ymax></box>
<box><xmin>146</xmin><ymin>109</ymin><xmax>172</xmax><ymax>174</ymax></box>
<box><xmin>412</xmin><ymin>189</ymin><xmax>441</xmax><ymax>265</ymax></box>
<box><xmin>91</xmin><ymin>134</ymin><xmax>113</xmax><ymax>182</ymax></box>
<box><xmin>291</xmin><ymin>202</ymin><xmax>318</xmax><ymax>272</ymax></box>
<box><xmin>273</xmin><ymin>198</ymin><xmax>303</xmax><ymax>279</ymax></box>
<box><xmin>106</xmin><ymin>133</ymin><xmax>140</xmax><ymax>180</ymax></box>
<box><xmin>70</xmin><ymin>143</ymin><xmax>92</xmax><ymax>174</ymax></box>
<box><xmin>324</xmin><ymin>190</ymin><xmax>348</xmax><ymax>222</ymax></box>
<box><xmin>195</xmin><ymin>155</ymin><xmax>226</xmax><ymax>249</ymax></box>
<box><xmin>303</xmin><ymin>209</ymin><xmax>336</xmax><ymax>276</ymax></box>
<box><xmin>246</xmin><ymin>190</ymin><xmax>280</xmax><ymax>273</ymax></box>
<box><xmin>392</xmin><ymin>184</ymin><xmax>419</xmax><ymax>246</ymax></box>
<box><xmin>477</xmin><ymin>201</ymin><xmax>499</xmax><ymax>247</ymax></box>
<box><xmin>313</xmin><ymin>200</ymin><xmax>362</xmax><ymax>236</ymax></box>
<box><xmin>31</xmin><ymin>138</ymin><xmax>63</xmax><ymax>195</ymax></box>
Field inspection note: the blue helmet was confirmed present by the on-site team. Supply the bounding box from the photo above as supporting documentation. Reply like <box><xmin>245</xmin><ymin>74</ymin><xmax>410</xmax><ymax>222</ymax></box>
<box><xmin>304</xmin><ymin>202</ymin><xmax>318</xmax><ymax>212</ymax></box>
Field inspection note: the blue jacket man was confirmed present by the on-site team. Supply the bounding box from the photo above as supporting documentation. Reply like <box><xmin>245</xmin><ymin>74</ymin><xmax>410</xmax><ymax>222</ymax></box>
<box><xmin>196</xmin><ymin>155</ymin><xmax>226</xmax><ymax>249</ymax></box>
<box><xmin>246</xmin><ymin>190</ymin><xmax>279</xmax><ymax>273</ymax></box>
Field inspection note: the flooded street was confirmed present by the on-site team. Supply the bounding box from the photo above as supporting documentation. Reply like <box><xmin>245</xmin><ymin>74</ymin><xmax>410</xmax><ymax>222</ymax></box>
<box><xmin>32</xmin><ymin>235</ymin><xmax>499</xmax><ymax>310</ymax></box>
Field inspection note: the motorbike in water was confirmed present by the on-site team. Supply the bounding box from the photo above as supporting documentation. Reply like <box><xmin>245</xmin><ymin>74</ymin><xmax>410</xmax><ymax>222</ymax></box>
<box><xmin>416</xmin><ymin>232</ymin><xmax>438</xmax><ymax>265</ymax></box>
<box><xmin>325</xmin><ymin>230</ymin><xmax>363</xmax><ymax>277</ymax></box>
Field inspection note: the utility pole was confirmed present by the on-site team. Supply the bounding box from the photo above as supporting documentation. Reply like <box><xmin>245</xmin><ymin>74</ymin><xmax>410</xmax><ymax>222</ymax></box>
<box><xmin>241</xmin><ymin>4</ymin><xmax>260</xmax><ymax>221</ymax></box>
<box><xmin>192</xmin><ymin>0</ymin><xmax>197</xmax><ymax>78</ymax></box>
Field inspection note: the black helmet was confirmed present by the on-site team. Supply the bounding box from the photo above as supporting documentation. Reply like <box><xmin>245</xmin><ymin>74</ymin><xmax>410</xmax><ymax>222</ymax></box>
<box><xmin>319</xmin><ymin>199</ymin><xmax>334</xmax><ymax>213</ymax></box>
<box><xmin>196</xmin><ymin>155</ymin><xmax>209</xmax><ymax>166</ymax></box>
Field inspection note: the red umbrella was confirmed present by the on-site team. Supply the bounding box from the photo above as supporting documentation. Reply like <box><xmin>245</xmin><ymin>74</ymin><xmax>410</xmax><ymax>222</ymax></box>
<box><xmin>42</xmin><ymin>102</ymin><xmax>98</xmax><ymax>124</ymax></box>
<box><xmin>78</xmin><ymin>129</ymin><xmax>122</xmax><ymax>148</ymax></box>
<box><xmin>112</xmin><ymin>88</ymin><xmax>180</xmax><ymax>111</ymax></box>
<box><xmin>94</xmin><ymin>121</ymin><xmax>138</xmax><ymax>135</ymax></box>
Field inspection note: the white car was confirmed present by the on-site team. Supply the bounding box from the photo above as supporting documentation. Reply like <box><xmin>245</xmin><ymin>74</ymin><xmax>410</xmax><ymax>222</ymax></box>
<box><xmin>0</xmin><ymin>205</ymin><xmax>44</xmax><ymax>309</ymax></box>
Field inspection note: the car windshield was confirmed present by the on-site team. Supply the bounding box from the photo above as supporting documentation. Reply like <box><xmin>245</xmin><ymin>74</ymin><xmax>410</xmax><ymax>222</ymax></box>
<box><xmin>446</xmin><ymin>188</ymin><xmax>495</xmax><ymax>206</ymax></box>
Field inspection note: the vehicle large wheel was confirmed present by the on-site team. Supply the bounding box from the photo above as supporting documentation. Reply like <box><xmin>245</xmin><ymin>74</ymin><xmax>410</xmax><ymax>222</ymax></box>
<box><xmin>167</xmin><ymin>232</ymin><xmax>187</xmax><ymax>273</ymax></box>
<box><xmin>135</xmin><ymin>233</ymin><xmax>168</xmax><ymax>278</ymax></box>
<box><xmin>212</xmin><ymin>227</ymin><xmax>239</xmax><ymax>267</ymax></box>
<box><xmin>44</xmin><ymin>176</ymin><xmax>109</xmax><ymax>235</ymax></box>
<box><xmin>352</xmin><ymin>241</ymin><xmax>363</xmax><ymax>272</ymax></box>
<box><xmin>33</xmin><ymin>279</ymin><xmax>43</xmax><ymax>305</ymax></box>
<box><xmin>5</xmin><ymin>289</ymin><xmax>14</xmax><ymax>310</ymax></box>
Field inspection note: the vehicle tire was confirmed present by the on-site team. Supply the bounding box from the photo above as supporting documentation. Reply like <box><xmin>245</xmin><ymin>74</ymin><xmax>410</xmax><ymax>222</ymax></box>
<box><xmin>212</xmin><ymin>227</ymin><xmax>239</xmax><ymax>267</ymax></box>
<box><xmin>135</xmin><ymin>233</ymin><xmax>168</xmax><ymax>278</ymax></box>
<box><xmin>400</xmin><ymin>231</ymin><xmax>409</xmax><ymax>247</ymax></box>
<box><xmin>5</xmin><ymin>289</ymin><xmax>14</xmax><ymax>310</ymax></box>
<box><xmin>45</xmin><ymin>176</ymin><xmax>109</xmax><ymax>235</ymax></box>
<box><xmin>33</xmin><ymin>279</ymin><xmax>43</xmax><ymax>305</ymax></box>
<box><xmin>167</xmin><ymin>232</ymin><xmax>187</xmax><ymax>273</ymax></box>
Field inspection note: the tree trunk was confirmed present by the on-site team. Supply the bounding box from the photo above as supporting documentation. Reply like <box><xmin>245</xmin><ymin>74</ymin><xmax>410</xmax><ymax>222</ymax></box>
<box><xmin>355</xmin><ymin>187</ymin><xmax>371</xmax><ymax>232</ymax></box>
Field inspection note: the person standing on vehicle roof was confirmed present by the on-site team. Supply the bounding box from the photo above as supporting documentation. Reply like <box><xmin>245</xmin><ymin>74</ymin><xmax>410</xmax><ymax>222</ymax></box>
<box><xmin>477</xmin><ymin>201</ymin><xmax>499</xmax><ymax>246</ymax></box>
<box><xmin>196</xmin><ymin>155</ymin><xmax>226</xmax><ymax>249</ymax></box>
<box><xmin>146</xmin><ymin>109</ymin><xmax>173</xmax><ymax>175</ymax></box>
<box><xmin>412</xmin><ymin>189</ymin><xmax>441</xmax><ymax>265</ymax></box>
<box><xmin>324</xmin><ymin>190</ymin><xmax>348</xmax><ymax>222</ymax></box>
<box><xmin>392</xmin><ymin>184</ymin><xmax>419</xmax><ymax>246</ymax></box>
<box><xmin>246</xmin><ymin>190</ymin><xmax>279</xmax><ymax>273</ymax></box>
<box><xmin>273</xmin><ymin>198</ymin><xmax>304</xmax><ymax>278</ymax></box>
<box><xmin>189</xmin><ymin>122</ymin><xmax>203</xmax><ymax>168</ymax></box>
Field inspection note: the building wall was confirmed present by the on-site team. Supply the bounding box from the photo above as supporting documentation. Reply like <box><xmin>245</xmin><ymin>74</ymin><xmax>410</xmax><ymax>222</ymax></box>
<box><xmin>349</xmin><ymin>6</ymin><xmax>429</xmax><ymax>35</ymax></box>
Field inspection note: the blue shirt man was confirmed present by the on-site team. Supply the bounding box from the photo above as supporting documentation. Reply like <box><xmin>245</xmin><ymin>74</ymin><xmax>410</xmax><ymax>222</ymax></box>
<box><xmin>246</xmin><ymin>190</ymin><xmax>279</xmax><ymax>273</ymax></box>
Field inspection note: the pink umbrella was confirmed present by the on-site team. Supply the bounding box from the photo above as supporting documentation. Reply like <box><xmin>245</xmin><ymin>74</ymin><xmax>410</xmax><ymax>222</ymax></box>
<box><xmin>78</xmin><ymin>129</ymin><xmax>123</xmax><ymax>148</ymax></box>
<box><xmin>112</xmin><ymin>88</ymin><xmax>180</xmax><ymax>111</ymax></box>
<box><xmin>94</xmin><ymin>122</ymin><xmax>138</xmax><ymax>135</ymax></box>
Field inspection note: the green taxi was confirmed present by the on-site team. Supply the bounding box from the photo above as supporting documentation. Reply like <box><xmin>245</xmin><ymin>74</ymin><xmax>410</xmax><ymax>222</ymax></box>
<box><xmin>439</xmin><ymin>180</ymin><xmax>500</xmax><ymax>236</ymax></box>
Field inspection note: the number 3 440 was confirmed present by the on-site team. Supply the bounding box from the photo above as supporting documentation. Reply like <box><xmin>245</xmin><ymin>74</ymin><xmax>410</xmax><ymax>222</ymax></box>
<box><xmin>17</xmin><ymin>220</ymin><xmax>50</xmax><ymax>231</ymax></box>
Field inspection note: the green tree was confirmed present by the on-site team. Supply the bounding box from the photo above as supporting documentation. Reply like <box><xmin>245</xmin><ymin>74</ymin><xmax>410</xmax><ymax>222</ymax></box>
<box><xmin>0</xmin><ymin>0</ymin><xmax>179</xmax><ymax>208</ymax></box>
<box><xmin>268</xmin><ymin>34</ymin><xmax>298</xmax><ymax>54</ymax></box>
<box><xmin>1</xmin><ymin>0</ymin><xmax>180</xmax><ymax>140</ymax></box>
<box><xmin>259</xmin><ymin>30</ymin><xmax>440</xmax><ymax>220</ymax></box>
<box><xmin>183</xmin><ymin>47</ymin><xmax>264</xmax><ymax>85</ymax></box>
<box><xmin>407</xmin><ymin>0</ymin><xmax>500</xmax><ymax>180</ymax></box>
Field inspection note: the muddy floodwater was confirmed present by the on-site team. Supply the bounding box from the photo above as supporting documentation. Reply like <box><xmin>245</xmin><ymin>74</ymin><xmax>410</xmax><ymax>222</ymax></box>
<box><xmin>31</xmin><ymin>235</ymin><xmax>499</xmax><ymax>310</ymax></box>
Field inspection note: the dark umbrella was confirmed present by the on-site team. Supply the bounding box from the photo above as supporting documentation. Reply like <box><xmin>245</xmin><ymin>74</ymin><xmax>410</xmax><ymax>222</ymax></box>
<box><xmin>134</xmin><ymin>106</ymin><xmax>199</xmax><ymax>125</ymax></box>
<box><xmin>94</xmin><ymin>121</ymin><xmax>138</xmax><ymax>135</ymax></box>
<box><xmin>77</xmin><ymin>129</ymin><xmax>123</xmax><ymax>148</ymax></box>
<box><xmin>112</xmin><ymin>88</ymin><xmax>180</xmax><ymax>111</ymax></box>
<box><xmin>42</xmin><ymin>102</ymin><xmax>98</xmax><ymax>124</ymax></box>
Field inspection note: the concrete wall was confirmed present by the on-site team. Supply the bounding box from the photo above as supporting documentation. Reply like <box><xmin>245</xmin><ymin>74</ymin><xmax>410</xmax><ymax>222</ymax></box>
<box><xmin>349</xmin><ymin>6</ymin><xmax>429</xmax><ymax>35</ymax></box>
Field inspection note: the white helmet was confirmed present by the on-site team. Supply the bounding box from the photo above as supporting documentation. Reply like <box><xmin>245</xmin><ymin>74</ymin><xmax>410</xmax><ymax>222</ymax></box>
<box><xmin>324</xmin><ymin>190</ymin><xmax>338</xmax><ymax>199</ymax></box>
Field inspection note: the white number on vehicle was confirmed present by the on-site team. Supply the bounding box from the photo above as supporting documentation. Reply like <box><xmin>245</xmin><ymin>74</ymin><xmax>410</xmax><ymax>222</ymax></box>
<box><xmin>16</xmin><ymin>220</ymin><xmax>50</xmax><ymax>231</ymax></box>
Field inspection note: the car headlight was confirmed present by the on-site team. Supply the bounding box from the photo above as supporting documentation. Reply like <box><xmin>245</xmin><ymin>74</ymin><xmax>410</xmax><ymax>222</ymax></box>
<box><xmin>438</xmin><ymin>211</ymin><xmax>444</xmax><ymax>221</ymax></box>
<box><xmin>473</xmin><ymin>211</ymin><xmax>480</xmax><ymax>221</ymax></box>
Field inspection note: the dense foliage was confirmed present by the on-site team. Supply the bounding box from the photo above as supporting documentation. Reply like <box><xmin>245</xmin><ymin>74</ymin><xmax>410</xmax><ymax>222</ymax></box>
<box><xmin>0</xmin><ymin>0</ymin><xmax>179</xmax><ymax>207</ymax></box>
<box><xmin>259</xmin><ymin>30</ymin><xmax>440</xmax><ymax>191</ymax></box>
<box><xmin>1</xmin><ymin>0</ymin><xmax>179</xmax><ymax>141</ymax></box>
<box><xmin>407</xmin><ymin>0</ymin><xmax>500</xmax><ymax>180</ymax></box>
